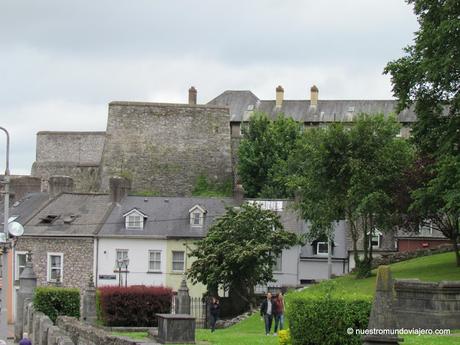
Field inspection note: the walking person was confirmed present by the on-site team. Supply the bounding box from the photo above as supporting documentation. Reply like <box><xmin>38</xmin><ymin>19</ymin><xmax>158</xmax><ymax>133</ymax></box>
<box><xmin>260</xmin><ymin>292</ymin><xmax>274</xmax><ymax>336</ymax></box>
<box><xmin>209</xmin><ymin>297</ymin><xmax>220</xmax><ymax>332</ymax></box>
<box><xmin>273</xmin><ymin>292</ymin><xmax>285</xmax><ymax>335</ymax></box>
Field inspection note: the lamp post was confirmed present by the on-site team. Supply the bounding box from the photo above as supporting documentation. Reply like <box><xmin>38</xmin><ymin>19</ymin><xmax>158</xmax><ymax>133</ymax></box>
<box><xmin>116</xmin><ymin>258</ymin><xmax>129</xmax><ymax>287</ymax></box>
<box><xmin>0</xmin><ymin>126</ymin><xmax>10</xmax><ymax>341</ymax></box>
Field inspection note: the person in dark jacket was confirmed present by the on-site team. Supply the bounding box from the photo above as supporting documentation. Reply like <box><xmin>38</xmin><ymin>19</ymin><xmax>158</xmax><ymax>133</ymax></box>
<box><xmin>260</xmin><ymin>292</ymin><xmax>273</xmax><ymax>335</ymax></box>
<box><xmin>209</xmin><ymin>297</ymin><xmax>220</xmax><ymax>332</ymax></box>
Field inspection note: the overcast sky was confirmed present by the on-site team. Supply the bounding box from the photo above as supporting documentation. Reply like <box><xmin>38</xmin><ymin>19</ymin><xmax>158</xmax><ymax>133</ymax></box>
<box><xmin>0</xmin><ymin>0</ymin><xmax>418</xmax><ymax>174</ymax></box>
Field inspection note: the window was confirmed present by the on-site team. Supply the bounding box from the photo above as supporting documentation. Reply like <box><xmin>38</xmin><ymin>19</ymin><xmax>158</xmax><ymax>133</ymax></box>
<box><xmin>149</xmin><ymin>250</ymin><xmax>162</xmax><ymax>272</ymax></box>
<box><xmin>369</xmin><ymin>229</ymin><xmax>382</xmax><ymax>248</ymax></box>
<box><xmin>419</xmin><ymin>221</ymin><xmax>433</xmax><ymax>236</ymax></box>
<box><xmin>172</xmin><ymin>251</ymin><xmax>185</xmax><ymax>272</ymax></box>
<box><xmin>47</xmin><ymin>253</ymin><xmax>63</xmax><ymax>282</ymax></box>
<box><xmin>124</xmin><ymin>209</ymin><xmax>146</xmax><ymax>230</ymax></box>
<box><xmin>39</xmin><ymin>215</ymin><xmax>58</xmax><ymax>224</ymax></box>
<box><xmin>16</xmin><ymin>252</ymin><xmax>27</xmax><ymax>280</ymax></box>
<box><xmin>189</xmin><ymin>205</ymin><xmax>205</xmax><ymax>227</ymax></box>
<box><xmin>115</xmin><ymin>249</ymin><xmax>129</xmax><ymax>270</ymax></box>
<box><xmin>317</xmin><ymin>242</ymin><xmax>329</xmax><ymax>256</ymax></box>
<box><xmin>273</xmin><ymin>254</ymin><xmax>282</xmax><ymax>272</ymax></box>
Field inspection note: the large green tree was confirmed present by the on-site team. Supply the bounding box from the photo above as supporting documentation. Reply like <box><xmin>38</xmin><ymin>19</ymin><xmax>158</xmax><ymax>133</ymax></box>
<box><xmin>289</xmin><ymin>115</ymin><xmax>414</xmax><ymax>278</ymax></box>
<box><xmin>238</xmin><ymin>112</ymin><xmax>302</xmax><ymax>198</ymax></box>
<box><xmin>384</xmin><ymin>0</ymin><xmax>460</xmax><ymax>265</ymax></box>
<box><xmin>187</xmin><ymin>203</ymin><xmax>299</xmax><ymax>307</ymax></box>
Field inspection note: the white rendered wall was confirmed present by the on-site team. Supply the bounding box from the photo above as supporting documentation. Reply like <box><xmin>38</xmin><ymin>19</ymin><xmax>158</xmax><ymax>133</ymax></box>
<box><xmin>97</xmin><ymin>238</ymin><xmax>167</xmax><ymax>287</ymax></box>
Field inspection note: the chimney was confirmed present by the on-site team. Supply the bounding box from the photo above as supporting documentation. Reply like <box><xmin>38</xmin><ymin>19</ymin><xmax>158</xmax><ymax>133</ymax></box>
<box><xmin>233</xmin><ymin>183</ymin><xmax>245</xmax><ymax>205</ymax></box>
<box><xmin>310</xmin><ymin>85</ymin><xmax>319</xmax><ymax>107</ymax></box>
<box><xmin>275</xmin><ymin>85</ymin><xmax>284</xmax><ymax>108</ymax></box>
<box><xmin>188</xmin><ymin>86</ymin><xmax>197</xmax><ymax>105</ymax></box>
<box><xmin>10</xmin><ymin>176</ymin><xmax>41</xmax><ymax>203</ymax></box>
<box><xmin>48</xmin><ymin>176</ymin><xmax>74</xmax><ymax>198</ymax></box>
<box><xmin>109</xmin><ymin>176</ymin><xmax>131</xmax><ymax>203</ymax></box>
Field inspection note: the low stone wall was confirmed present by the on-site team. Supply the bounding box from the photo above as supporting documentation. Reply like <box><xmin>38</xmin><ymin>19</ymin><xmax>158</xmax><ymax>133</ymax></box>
<box><xmin>23</xmin><ymin>302</ymin><xmax>139</xmax><ymax>345</ymax></box>
<box><xmin>394</xmin><ymin>279</ymin><xmax>460</xmax><ymax>329</ymax></box>
<box><xmin>371</xmin><ymin>244</ymin><xmax>453</xmax><ymax>269</ymax></box>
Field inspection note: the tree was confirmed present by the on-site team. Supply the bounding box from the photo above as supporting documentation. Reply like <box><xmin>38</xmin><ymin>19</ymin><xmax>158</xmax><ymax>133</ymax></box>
<box><xmin>238</xmin><ymin>112</ymin><xmax>302</xmax><ymax>198</ymax></box>
<box><xmin>289</xmin><ymin>114</ymin><xmax>414</xmax><ymax>278</ymax></box>
<box><xmin>384</xmin><ymin>0</ymin><xmax>460</xmax><ymax>265</ymax></box>
<box><xmin>187</xmin><ymin>203</ymin><xmax>299</xmax><ymax>308</ymax></box>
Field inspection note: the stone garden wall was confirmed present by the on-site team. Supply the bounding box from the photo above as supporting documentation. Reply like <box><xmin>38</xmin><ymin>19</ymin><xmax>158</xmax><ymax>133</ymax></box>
<box><xmin>394</xmin><ymin>279</ymin><xmax>460</xmax><ymax>329</ymax></box>
<box><xmin>22</xmin><ymin>302</ymin><xmax>138</xmax><ymax>345</ymax></box>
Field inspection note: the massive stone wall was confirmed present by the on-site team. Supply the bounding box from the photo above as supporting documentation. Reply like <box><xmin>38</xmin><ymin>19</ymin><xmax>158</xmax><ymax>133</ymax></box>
<box><xmin>99</xmin><ymin>101</ymin><xmax>233</xmax><ymax>195</ymax></box>
<box><xmin>16</xmin><ymin>237</ymin><xmax>94</xmax><ymax>291</ymax></box>
<box><xmin>32</xmin><ymin>132</ymin><xmax>106</xmax><ymax>192</ymax></box>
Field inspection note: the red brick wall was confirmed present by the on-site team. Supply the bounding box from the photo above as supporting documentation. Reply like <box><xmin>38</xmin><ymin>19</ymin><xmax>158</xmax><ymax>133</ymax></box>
<box><xmin>398</xmin><ymin>239</ymin><xmax>451</xmax><ymax>252</ymax></box>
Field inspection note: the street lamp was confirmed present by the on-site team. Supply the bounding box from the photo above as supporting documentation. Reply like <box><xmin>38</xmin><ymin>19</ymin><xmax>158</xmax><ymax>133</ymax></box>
<box><xmin>0</xmin><ymin>127</ymin><xmax>10</xmax><ymax>341</ymax></box>
<box><xmin>116</xmin><ymin>258</ymin><xmax>129</xmax><ymax>287</ymax></box>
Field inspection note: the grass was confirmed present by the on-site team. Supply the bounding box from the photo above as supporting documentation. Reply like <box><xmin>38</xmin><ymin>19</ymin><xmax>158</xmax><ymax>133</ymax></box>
<box><xmin>111</xmin><ymin>331</ymin><xmax>149</xmax><ymax>340</ymax></box>
<box><xmin>294</xmin><ymin>251</ymin><xmax>460</xmax><ymax>299</ymax></box>
<box><xmin>112</xmin><ymin>252</ymin><xmax>460</xmax><ymax>345</ymax></box>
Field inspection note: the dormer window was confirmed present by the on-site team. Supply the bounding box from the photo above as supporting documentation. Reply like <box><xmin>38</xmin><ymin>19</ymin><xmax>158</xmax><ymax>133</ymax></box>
<box><xmin>189</xmin><ymin>205</ymin><xmax>206</xmax><ymax>227</ymax></box>
<box><xmin>123</xmin><ymin>209</ymin><xmax>148</xmax><ymax>230</ymax></box>
<box><xmin>368</xmin><ymin>229</ymin><xmax>382</xmax><ymax>249</ymax></box>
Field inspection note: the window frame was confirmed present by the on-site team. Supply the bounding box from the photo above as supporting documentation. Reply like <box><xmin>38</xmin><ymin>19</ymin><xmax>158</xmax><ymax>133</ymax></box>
<box><xmin>369</xmin><ymin>229</ymin><xmax>382</xmax><ymax>249</ymax></box>
<box><xmin>148</xmin><ymin>250</ymin><xmax>162</xmax><ymax>272</ymax></box>
<box><xmin>47</xmin><ymin>252</ymin><xmax>64</xmax><ymax>283</ymax></box>
<box><xmin>189</xmin><ymin>205</ymin><xmax>205</xmax><ymax>227</ymax></box>
<box><xmin>273</xmin><ymin>253</ymin><xmax>282</xmax><ymax>272</ymax></box>
<box><xmin>419</xmin><ymin>220</ymin><xmax>433</xmax><ymax>237</ymax></box>
<box><xmin>15</xmin><ymin>251</ymin><xmax>28</xmax><ymax>280</ymax></box>
<box><xmin>316</xmin><ymin>242</ymin><xmax>329</xmax><ymax>256</ymax></box>
<box><xmin>115</xmin><ymin>249</ymin><xmax>129</xmax><ymax>271</ymax></box>
<box><xmin>172</xmin><ymin>251</ymin><xmax>185</xmax><ymax>272</ymax></box>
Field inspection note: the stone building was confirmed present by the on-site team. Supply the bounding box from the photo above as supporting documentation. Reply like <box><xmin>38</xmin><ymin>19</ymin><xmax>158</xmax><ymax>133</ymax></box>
<box><xmin>31</xmin><ymin>85</ymin><xmax>417</xmax><ymax>195</ymax></box>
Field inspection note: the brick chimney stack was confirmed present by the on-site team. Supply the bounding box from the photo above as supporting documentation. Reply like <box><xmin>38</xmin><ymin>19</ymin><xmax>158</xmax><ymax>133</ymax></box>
<box><xmin>109</xmin><ymin>176</ymin><xmax>131</xmax><ymax>203</ymax></box>
<box><xmin>188</xmin><ymin>86</ymin><xmax>197</xmax><ymax>105</ymax></box>
<box><xmin>48</xmin><ymin>176</ymin><xmax>74</xmax><ymax>199</ymax></box>
<box><xmin>275</xmin><ymin>85</ymin><xmax>284</xmax><ymax>108</ymax></box>
<box><xmin>310</xmin><ymin>85</ymin><xmax>319</xmax><ymax>107</ymax></box>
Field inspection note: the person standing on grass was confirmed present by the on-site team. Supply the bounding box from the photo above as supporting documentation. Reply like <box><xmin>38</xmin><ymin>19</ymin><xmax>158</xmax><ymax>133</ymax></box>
<box><xmin>273</xmin><ymin>292</ymin><xmax>285</xmax><ymax>335</ymax></box>
<box><xmin>260</xmin><ymin>292</ymin><xmax>274</xmax><ymax>336</ymax></box>
<box><xmin>210</xmin><ymin>296</ymin><xmax>220</xmax><ymax>332</ymax></box>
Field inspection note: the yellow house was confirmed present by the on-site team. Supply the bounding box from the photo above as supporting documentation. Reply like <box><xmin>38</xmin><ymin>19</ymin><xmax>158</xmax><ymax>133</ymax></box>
<box><xmin>165</xmin><ymin>238</ymin><xmax>206</xmax><ymax>298</ymax></box>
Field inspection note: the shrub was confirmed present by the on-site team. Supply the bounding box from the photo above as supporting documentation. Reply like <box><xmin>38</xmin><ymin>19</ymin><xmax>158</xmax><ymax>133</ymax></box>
<box><xmin>286</xmin><ymin>284</ymin><xmax>371</xmax><ymax>345</ymax></box>
<box><xmin>192</xmin><ymin>175</ymin><xmax>232</xmax><ymax>197</ymax></box>
<box><xmin>33</xmin><ymin>286</ymin><xmax>80</xmax><ymax>323</ymax></box>
<box><xmin>98</xmin><ymin>285</ymin><xmax>173</xmax><ymax>326</ymax></box>
<box><xmin>278</xmin><ymin>329</ymin><xmax>291</xmax><ymax>345</ymax></box>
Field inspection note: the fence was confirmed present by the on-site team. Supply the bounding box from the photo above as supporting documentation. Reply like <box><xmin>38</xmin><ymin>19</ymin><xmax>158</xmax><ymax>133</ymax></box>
<box><xmin>171</xmin><ymin>295</ymin><xmax>208</xmax><ymax>328</ymax></box>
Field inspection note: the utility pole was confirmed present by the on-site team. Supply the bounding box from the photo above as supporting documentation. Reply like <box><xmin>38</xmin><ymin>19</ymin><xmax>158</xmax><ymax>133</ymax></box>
<box><xmin>0</xmin><ymin>126</ymin><xmax>10</xmax><ymax>341</ymax></box>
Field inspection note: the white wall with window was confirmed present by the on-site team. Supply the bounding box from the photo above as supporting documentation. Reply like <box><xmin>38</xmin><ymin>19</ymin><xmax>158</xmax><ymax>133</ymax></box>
<box><xmin>47</xmin><ymin>252</ymin><xmax>64</xmax><ymax>283</ymax></box>
<box><xmin>97</xmin><ymin>238</ymin><xmax>167</xmax><ymax>287</ymax></box>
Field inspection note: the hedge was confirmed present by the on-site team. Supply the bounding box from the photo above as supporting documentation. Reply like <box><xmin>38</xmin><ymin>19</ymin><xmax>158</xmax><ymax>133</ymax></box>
<box><xmin>98</xmin><ymin>285</ymin><xmax>173</xmax><ymax>326</ymax></box>
<box><xmin>33</xmin><ymin>286</ymin><xmax>80</xmax><ymax>323</ymax></box>
<box><xmin>286</xmin><ymin>285</ymin><xmax>372</xmax><ymax>345</ymax></box>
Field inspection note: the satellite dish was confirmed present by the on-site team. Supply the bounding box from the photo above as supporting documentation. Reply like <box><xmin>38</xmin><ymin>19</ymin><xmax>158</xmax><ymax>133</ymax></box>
<box><xmin>8</xmin><ymin>221</ymin><xmax>24</xmax><ymax>237</ymax></box>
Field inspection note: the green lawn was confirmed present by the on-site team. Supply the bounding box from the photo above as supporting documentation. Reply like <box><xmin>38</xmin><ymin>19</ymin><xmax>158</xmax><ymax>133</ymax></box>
<box><xmin>113</xmin><ymin>252</ymin><xmax>460</xmax><ymax>345</ymax></box>
<box><xmin>294</xmin><ymin>251</ymin><xmax>460</xmax><ymax>298</ymax></box>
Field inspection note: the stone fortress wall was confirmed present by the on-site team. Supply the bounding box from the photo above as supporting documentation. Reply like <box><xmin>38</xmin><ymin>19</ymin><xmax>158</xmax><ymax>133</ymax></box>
<box><xmin>99</xmin><ymin>101</ymin><xmax>233</xmax><ymax>195</ymax></box>
<box><xmin>32</xmin><ymin>131</ymin><xmax>105</xmax><ymax>192</ymax></box>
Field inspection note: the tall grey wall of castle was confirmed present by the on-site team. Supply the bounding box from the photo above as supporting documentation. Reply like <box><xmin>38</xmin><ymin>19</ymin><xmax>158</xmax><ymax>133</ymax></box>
<box><xmin>32</xmin><ymin>132</ymin><xmax>106</xmax><ymax>192</ymax></box>
<box><xmin>99</xmin><ymin>101</ymin><xmax>233</xmax><ymax>195</ymax></box>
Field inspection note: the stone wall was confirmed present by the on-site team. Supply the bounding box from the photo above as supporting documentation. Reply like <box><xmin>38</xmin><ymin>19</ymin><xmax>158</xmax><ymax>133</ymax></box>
<box><xmin>371</xmin><ymin>244</ymin><xmax>453</xmax><ymax>269</ymax></box>
<box><xmin>23</xmin><ymin>302</ymin><xmax>138</xmax><ymax>345</ymax></box>
<box><xmin>394</xmin><ymin>279</ymin><xmax>460</xmax><ymax>329</ymax></box>
<box><xmin>32</xmin><ymin>132</ymin><xmax>105</xmax><ymax>192</ymax></box>
<box><xmin>16</xmin><ymin>237</ymin><xmax>94</xmax><ymax>291</ymax></box>
<box><xmin>99</xmin><ymin>101</ymin><xmax>233</xmax><ymax>195</ymax></box>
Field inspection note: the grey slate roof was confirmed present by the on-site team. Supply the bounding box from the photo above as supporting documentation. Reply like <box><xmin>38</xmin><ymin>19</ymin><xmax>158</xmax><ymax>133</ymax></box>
<box><xmin>23</xmin><ymin>193</ymin><xmax>113</xmax><ymax>237</ymax></box>
<box><xmin>0</xmin><ymin>192</ymin><xmax>49</xmax><ymax>226</ymax></box>
<box><xmin>208</xmin><ymin>91</ymin><xmax>417</xmax><ymax>123</ymax></box>
<box><xmin>98</xmin><ymin>196</ymin><xmax>236</xmax><ymax>239</ymax></box>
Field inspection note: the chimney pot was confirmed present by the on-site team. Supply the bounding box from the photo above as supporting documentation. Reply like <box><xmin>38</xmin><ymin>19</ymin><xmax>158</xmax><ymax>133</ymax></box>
<box><xmin>275</xmin><ymin>85</ymin><xmax>284</xmax><ymax>108</ymax></box>
<box><xmin>188</xmin><ymin>86</ymin><xmax>197</xmax><ymax>105</ymax></box>
<box><xmin>310</xmin><ymin>85</ymin><xmax>319</xmax><ymax>107</ymax></box>
<box><xmin>48</xmin><ymin>176</ymin><xmax>74</xmax><ymax>198</ymax></box>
